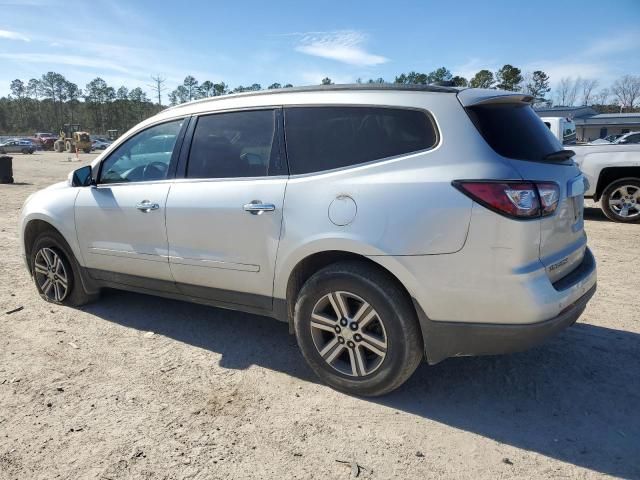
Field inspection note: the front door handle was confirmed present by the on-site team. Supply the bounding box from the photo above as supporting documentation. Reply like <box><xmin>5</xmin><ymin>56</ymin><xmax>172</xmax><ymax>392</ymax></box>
<box><xmin>136</xmin><ymin>200</ymin><xmax>160</xmax><ymax>212</ymax></box>
<box><xmin>243</xmin><ymin>201</ymin><xmax>275</xmax><ymax>215</ymax></box>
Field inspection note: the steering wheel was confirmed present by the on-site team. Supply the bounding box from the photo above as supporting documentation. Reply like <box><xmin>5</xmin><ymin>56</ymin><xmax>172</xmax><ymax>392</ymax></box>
<box><xmin>142</xmin><ymin>161</ymin><xmax>168</xmax><ymax>180</ymax></box>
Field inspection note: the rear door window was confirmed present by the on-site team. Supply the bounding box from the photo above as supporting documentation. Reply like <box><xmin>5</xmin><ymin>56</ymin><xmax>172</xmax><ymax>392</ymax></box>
<box><xmin>284</xmin><ymin>106</ymin><xmax>438</xmax><ymax>175</ymax></box>
<box><xmin>186</xmin><ymin>109</ymin><xmax>284</xmax><ymax>179</ymax></box>
<box><xmin>467</xmin><ymin>104</ymin><xmax>563</xmax><ymax>161</ymax></box>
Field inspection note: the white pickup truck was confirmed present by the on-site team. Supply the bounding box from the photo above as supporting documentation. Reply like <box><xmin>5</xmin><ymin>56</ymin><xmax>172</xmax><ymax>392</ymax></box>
<box><xmin>572</xmin><ymin>144</ymin><xmax>640</xmax><ymax>222</ymax></box>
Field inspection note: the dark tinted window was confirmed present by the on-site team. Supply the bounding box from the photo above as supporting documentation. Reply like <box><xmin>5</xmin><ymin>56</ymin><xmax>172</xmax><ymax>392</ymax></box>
<box><xmin>467</xmin><ymin>104</ymin><xmax>563</xmax><ymax>161</ymax></box>
<box><xmin>187</xmin><ymin>109</ymin><xmax>282</xmax><ymax>178</ymax></box>
<box><xmin>623</xmin><ymin>134</ymin><xmax>640</xmax><ymax>144</ymax></box>
<box><xmin>285</xmin><ymin>106</ymin><xmax>437</xmax><ymax>174</ymax></box>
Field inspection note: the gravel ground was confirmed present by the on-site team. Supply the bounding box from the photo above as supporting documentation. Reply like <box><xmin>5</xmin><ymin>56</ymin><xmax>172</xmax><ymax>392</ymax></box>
<box><xmin>1</xmin><ymin>152</ymin><xmax>639</xmax><ymax>480</ymax></box>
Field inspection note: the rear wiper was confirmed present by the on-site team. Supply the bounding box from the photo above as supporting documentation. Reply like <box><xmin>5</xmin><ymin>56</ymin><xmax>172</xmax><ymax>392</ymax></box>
<box><xmin>544</xmin><ymin>149</ymin><xmax>575</xmax><ymax>161</ymax></box>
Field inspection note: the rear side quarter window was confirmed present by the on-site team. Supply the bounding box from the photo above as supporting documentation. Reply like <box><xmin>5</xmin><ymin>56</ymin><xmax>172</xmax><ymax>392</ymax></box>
<box><xmin>284</xmin><ymin>106</ymin><xmax>438</xmax><ymax>175</ymax></box>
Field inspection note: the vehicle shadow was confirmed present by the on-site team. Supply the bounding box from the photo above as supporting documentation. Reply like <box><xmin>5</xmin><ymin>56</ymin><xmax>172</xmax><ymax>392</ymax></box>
<box><xmin>84</xmin><ymin>289</ymin><xmax>639</xmax><ymax>478</ymax></box>
<box><xmin>584</xmin><ymin>205</ymin><xmax>611</xmax><ymax>222</ymax></box>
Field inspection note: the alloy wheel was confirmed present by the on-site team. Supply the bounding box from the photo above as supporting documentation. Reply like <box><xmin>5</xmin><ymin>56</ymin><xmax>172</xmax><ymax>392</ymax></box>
<box><xmin>310</xmin><ymin>291</ymin><xmax>388</xmax><ymax>377</ymax></box>
<box><xmin>609</xmin><ymin>184</ymin><xmax>640</xmax><ymax>218</ymax></box>
<box><xmin>34</xmin><ymin>247</ymin><xmax>69</xmax><ymax>302</ymax></box>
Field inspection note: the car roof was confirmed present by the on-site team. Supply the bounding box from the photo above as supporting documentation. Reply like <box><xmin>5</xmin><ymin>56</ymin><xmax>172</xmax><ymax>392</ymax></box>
<box><xmin>164</xmin><ymin>83</ymin><xmax>460</xmax><ymax>113</ymax></box>
<box><xmin>164</xmin><ymin>83</ymin><xmax>535</xmax><ymax>116</ymax></box>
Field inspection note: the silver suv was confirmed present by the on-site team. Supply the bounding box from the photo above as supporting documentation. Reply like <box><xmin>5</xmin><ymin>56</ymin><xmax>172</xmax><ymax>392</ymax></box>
<box><xmin>20</xmin><ymin>85</ymin><xmax>597</xmax><ymax>396</ymax></box>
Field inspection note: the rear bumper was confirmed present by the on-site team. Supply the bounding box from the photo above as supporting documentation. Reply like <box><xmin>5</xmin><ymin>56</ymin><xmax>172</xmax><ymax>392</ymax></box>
<box><xmin>415</xmin><ymin>282</ymin><xmax>596</xmax><ymax>365</ymax></box>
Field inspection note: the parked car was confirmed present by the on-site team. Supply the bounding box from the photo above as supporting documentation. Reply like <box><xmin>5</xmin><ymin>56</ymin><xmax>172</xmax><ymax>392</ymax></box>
<box><xmin>0</xmin><ymin>139</ymin><xmax>35</xmax><ymax>154</ymax></box>
<box><xmin>611</xmin><ymin>131</ymin><xmax>640</xmax><ymax>145</ymax></box>
<box><xmin>34</xmin><ymin>132</ymin><xmax>58</xmax><ymax>151</ymax></box>
<box><xmin>19</xmin><ymin>85</ymin><xmax>597</xmax><ymax>396</ymax></box>
<box><xmin>572</xmin><ymin>142</ymin><xmax>640</xmax><ymax>222</ymax></box>
<box><xmin>91</xmin><ymin>137</ymin><xmax>112</xmax><ymax>150</ymax></box>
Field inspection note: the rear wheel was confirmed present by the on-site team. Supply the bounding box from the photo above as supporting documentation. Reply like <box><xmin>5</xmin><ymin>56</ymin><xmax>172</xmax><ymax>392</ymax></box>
<box><xmin>65</xmin><ymin>141</ymin><xmax>73</xmax><ymax>153</ymax></box>
<box><xmin>601</xmin><ymin>178</ymin><xmax>640</xmax><ymax>223</ymax></box>
<box><xmin>30</xmin><ymin>231</ymin><xmax>98</xmax><ymax>306</ymax></box>
<box><xmin>54</xmin><ymin>141</ymin><xmax>64</xmax><ymax>153</ymax></box>
<box><xmin>294</xmin><ymin>261</ymin><xmax>423</xmax><ymax>396</ymax></box>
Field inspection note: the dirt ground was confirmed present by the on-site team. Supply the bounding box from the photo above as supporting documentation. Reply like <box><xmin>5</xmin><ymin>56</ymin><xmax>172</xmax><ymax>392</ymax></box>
<box><xmin>1</xmin><ymin>152</ymin><xmax>638</xmax><ymax>480</ymax></box>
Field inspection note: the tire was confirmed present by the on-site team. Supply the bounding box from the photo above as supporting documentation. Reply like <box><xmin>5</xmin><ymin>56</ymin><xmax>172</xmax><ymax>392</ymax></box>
<box><xmin>83</xmin><ymin>148</ymin><xmax>91</xmax><ymax>154</ymax></box>
<box><xmin>600</xmin><ymin>178</ymin><xmax>640</xmax><ymax>223</ymax></box>
<box><xmin>65</xmin><ymin>141</ymin><xmax>73</xmax><ymax>153</ymax></box>
<box><xmin>294</xmin><ymin>261</ymin><xmax>423</xmax><ymax>396</ymax></box>
<box><xmin>54</xmin><ymin>141</ymin><xmax>64</xmax><ymax>153</ymax></box>
<box><xmin>30</xmin><ymin>230</ymin><xmax>99</xmax><ymax>307</ymax></box>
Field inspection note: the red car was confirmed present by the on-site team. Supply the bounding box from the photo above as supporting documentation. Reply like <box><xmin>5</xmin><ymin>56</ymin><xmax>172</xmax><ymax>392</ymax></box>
<box><xmin>33</xmin><ymin>132</ymin><xmax>58</xmax><ymax>151</ymax></box>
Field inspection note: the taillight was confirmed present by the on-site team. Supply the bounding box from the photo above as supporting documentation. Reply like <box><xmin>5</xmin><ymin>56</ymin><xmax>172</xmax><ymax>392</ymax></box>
<box><xmin>536</xmin><ymin>182</ymin><xmax>560</xmax><ymax>216</ymax></box>
<box><xmin>453</xmin><ymin>181</ymin><xmax>560</xmax><ymax>219</ymax></box>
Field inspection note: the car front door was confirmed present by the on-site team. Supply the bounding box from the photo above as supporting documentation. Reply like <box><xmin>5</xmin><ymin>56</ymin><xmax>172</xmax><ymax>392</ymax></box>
<box><xmin>6</xmin><ymin>141</ymin><xmax>19</xmax><ymax>153</ymax></box>
<box><xmin>166</xmin><ymin>108</ymin><xmax>287</xmax><ymax>310</ymax></box>
<box><xmin>75</xmin><ymin>118</ymin><xmax>187</xmax><ymax>290</ymax></box>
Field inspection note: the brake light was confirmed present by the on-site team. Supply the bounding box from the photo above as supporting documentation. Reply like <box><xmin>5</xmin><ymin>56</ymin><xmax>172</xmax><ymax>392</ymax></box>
<box><xmin>453</xmin><ymin>181</ymin><xmax>560</xmax><ymax>219</ymax></box>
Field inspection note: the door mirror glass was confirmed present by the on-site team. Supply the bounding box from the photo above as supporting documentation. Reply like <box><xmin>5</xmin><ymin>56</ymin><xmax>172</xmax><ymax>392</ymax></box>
<box><xmin>71</xmin><ymin>165</ymin><xmax>93</xmax><ymax>187</ymax></box>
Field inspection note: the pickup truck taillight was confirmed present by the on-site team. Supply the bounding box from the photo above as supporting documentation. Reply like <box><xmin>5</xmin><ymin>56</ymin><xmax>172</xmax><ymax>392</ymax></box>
<box><xmin>453</xmin><ymin>181</ymin><xmax>560</xmax><ymax>219</ymax></box>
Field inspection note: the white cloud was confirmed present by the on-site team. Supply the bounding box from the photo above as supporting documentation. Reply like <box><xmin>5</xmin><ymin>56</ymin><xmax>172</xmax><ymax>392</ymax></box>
<box><xmin>0</xmin><ymin>29</ymin><xmax>30</xmax><ymax>42</ymax></box>
<box><xmin>0</xmin><ymin>52</ymin><xmax>131</xmax><ymax>73</ymax></box>
<box><xmin>523</xmin><ymin>61</ymin><xmax>609</xmax><ymax>87</ymax></box>
<box><xmin>585</xmin><ymin>31</ymin><xmax>640</xmax><ymax>56</ymax></box>
<box><xmin>294</xmin><ymin>31</ymin><xmax>388</xmax><ymax>67</ymax></box>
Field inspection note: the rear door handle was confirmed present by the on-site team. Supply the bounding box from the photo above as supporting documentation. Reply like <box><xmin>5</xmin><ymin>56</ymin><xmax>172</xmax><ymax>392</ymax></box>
<box><xmin>136</xmin><ymin>200</ymin><xmax>160</xmax><ymax>212</ymax></box>
<box><xmin>243</xmin><ymin>201</ymin><xmax>275</xmax><ymax>215</ymax></box>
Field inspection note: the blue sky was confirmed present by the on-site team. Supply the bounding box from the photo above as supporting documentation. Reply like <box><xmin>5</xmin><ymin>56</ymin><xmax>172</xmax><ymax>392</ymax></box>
<box><xmin>0</xmin><ymin>0</ymin><xmax>638</xmax><ymax>99</ymax></box>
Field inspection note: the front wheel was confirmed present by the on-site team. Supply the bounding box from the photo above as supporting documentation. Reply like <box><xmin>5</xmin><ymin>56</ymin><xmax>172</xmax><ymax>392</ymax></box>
<box><xmin>601</xmin><ymin>178</ymin><xmax>640</xmax><ymax>223</ymax></box>
<box><xmin>294</xmin><ymin>261</ymin><xmax>423</xmax><ymax>396</ymax></box>
<box><xmin>30</xmin><ymin>231</ymin><xmax>98</xmax><ymax>306</ymax></box>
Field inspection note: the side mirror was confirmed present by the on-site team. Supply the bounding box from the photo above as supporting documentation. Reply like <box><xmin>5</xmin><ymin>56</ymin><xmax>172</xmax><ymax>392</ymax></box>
<box><xmin>71</xmin><ymin>165</ymin><xmax>94</xmax><ymax>187</ymax></box>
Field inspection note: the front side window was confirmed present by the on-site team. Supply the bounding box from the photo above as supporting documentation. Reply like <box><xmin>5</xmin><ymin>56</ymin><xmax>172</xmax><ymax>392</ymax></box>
<box><xmin>99</xmin><ymin>119</ymin><xmax>183</xmax><ymax>184</ymax></box>
<box><xmin>284</xmin><ymin>106</ymin><xmax>438</xmax><ymax>175</ymax></box>
<box><xmin>187</xmin><ymin>109</ymin><xmax>282</xmax><ymax>179</ymax></box>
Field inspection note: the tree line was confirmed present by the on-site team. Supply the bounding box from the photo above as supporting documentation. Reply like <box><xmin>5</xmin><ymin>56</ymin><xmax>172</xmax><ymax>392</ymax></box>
<box><xmin>1</xmin><ymin>67</ymin><xmax>638</xmax><ymax>135</ymax></box>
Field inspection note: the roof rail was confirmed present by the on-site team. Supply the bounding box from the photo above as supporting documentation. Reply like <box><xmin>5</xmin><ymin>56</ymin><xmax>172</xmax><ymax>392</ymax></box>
<box><xmin>165</xmin><ymin>83</ymin><xmax>460</xmax><ymax>111</ymax></box>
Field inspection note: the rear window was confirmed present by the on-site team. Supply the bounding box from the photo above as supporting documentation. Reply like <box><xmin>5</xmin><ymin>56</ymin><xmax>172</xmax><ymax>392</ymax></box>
<box><xmin>467</xmin><ymin>104</ymin><xmax>563</xmax><ymax>161</ymax></box>
<box><xmin>285</xmin><ymin>106</ymin><xmax>437</xmax><ymax>175</ymax></box>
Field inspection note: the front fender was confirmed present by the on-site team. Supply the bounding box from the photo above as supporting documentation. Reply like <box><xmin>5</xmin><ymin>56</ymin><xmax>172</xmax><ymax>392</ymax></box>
<box><xmin>19</xmin><ymin>187</ymin><xmax>82</xmax><ymax>265</ymax></box>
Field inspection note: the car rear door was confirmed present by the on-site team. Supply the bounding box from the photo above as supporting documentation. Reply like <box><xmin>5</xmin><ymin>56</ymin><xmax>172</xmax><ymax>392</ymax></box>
<box><xmin>75</xmin><ymin>118</ymin><xmax>187</xmax><ymax>289</ymax></box>
<box><xmin>165</xmin><ymin>108</ymin><xmax>287</xmax><ymax>310</ymax></box>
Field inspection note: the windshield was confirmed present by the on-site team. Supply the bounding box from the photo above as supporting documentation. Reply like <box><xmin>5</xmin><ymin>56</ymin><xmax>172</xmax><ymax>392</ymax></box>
<box><xmin>467</xmin><ymin>103</ymin><xmax>563</xmax><ymax>161</ymax></box>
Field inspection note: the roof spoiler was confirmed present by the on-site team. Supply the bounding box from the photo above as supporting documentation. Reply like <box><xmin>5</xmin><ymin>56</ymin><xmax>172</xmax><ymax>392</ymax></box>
<box><xmin>457</xmin><ymin>88</ymin><xmax>534</xmax><ymax>107</ymax></box>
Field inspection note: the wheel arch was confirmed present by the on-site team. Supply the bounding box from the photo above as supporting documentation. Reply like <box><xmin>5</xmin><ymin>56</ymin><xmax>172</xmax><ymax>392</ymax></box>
<box><xmin>595</xmin><ymin>167</ymin><xmax>640</xmax><ymax>201</ymax></box>
<box><xmin>280</xmin><ymin>249</ymin><xmax>421</xmax><ymax>335</ymax></box>
<box><xmin>23</xmin><ymin>219</ymin><xmax>68</xmax><ymax>274</ymax></box>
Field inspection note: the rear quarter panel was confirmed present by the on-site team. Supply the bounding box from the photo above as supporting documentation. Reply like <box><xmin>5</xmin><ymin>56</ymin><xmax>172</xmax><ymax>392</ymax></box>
<box><xmin>273</xmin><ymin>92</ymin><xmax>521</xmax><ymax>300</ymax></box>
